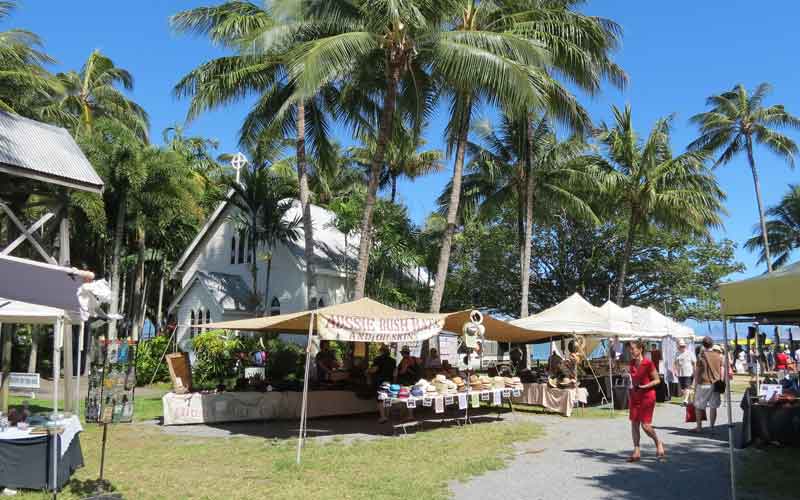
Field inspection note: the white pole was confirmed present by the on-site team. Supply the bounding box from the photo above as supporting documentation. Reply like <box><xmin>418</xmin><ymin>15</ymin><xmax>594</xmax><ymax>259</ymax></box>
<box><xmin>722</xmin><ymin>318</ymin><xmax>736</xmax><ymax>500</ymax></box>
<box><xmin>608</xmin><ymin>339</ymin><xmax>615</xmax><ymax>413</ymax></box>
<box><xmin>53</xmin><ymin>318</ymin><xmax>62</xmax><ymax>414</ymax></box>
<box><xmin>75</xmin><ymin>322</ymin><xmax>85</xmax><ymax>417</ymax></box>
<box><xmin>296</xmin><ymin>312</ymin><xmax>315</xmax><ymax>465</ymax></box>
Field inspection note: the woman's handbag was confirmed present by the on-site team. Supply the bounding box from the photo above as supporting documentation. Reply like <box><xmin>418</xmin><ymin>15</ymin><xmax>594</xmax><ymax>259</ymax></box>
<box><xmin>713</xmin><ymin>379</ymin><xmax>726</xmax><ymax>394</ymax></box>
<box><xmin>685</xmin><ymin>404</ymin><xmax>707</xmax><ymax>423</ymax></box>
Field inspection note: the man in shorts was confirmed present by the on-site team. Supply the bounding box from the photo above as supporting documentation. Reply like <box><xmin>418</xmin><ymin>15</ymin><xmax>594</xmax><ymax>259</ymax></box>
<box><xmin>691</xmin><ymin>336</ymin><xmax>723</xmax><ymax>433</ymax></box>
<box><xmin>673</xmin><ymin>340</ymin><xmax>694</xmax><ymax>398</ymax></box>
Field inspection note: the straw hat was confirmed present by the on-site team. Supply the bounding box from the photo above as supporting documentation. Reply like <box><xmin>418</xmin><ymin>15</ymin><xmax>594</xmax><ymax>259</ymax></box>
<box><xmin>452</xmin><ymin>377</ymin><xmax>465</xmax><ymax>387</ymax></box>
<box><xmin>435</xmin><ymin>374</ymin><xmax>447</xmax><ymax>383</ymax></box>
<box><xmin>469</xmin><ymin>374</ymin><xmax>480</xmax><ymax>384</ymax></box>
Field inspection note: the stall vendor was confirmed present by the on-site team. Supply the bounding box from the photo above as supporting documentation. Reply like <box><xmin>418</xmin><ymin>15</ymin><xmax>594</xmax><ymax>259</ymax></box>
<box><xmin>397</xmin><ymin>346</ymin><xmax>423</xmax><ymax>385</ymax></box>
<box><xmin>315</xmin><ymin>341</ymin><xmax>340</xmax><ymax>382</ymax></box>
<box><xmin>370</xmin><ymin>344</ymin><xmax>396</xmax><ymax>424</ymax></box>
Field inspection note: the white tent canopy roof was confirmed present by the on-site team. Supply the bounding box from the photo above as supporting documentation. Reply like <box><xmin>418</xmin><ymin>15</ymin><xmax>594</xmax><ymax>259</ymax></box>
<box><xmin>0</xmin><ymin>298</ymin><xmax>78</xmax><ymax>324</ymax></box>
<box><xmin>511</xmin><ymin>293</ymin><xmax>619</xmax><ymax>336</ymax></box>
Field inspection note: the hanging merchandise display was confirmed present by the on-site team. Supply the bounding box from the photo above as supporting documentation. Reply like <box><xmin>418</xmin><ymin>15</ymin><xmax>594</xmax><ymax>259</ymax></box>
<box><xmin>86</xmin><ymin>337</ymin><xmax>138</xmax><ymax>424</ymax></box>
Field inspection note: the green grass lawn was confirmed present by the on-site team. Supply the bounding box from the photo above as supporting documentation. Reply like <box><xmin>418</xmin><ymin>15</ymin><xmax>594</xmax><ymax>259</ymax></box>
<box><xmin>738</xmin><ymin>447</ymin><xmax>800</xmax><ymax>500</ymax></box>
<box><xmin>8</xmin><ymin>389</ymin><xmax>544</xmax><ymax>500</ymax></box>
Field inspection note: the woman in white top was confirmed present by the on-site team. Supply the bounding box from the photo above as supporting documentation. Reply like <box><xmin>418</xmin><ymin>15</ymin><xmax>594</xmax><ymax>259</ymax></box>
<box><xmin>673</xmin><ymin>341</ymin><xmax>694</xmax><ymax>397</ymax></box>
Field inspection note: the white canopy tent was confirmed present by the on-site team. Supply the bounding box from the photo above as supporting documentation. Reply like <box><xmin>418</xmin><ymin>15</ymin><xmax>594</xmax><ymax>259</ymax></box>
<box><xmin>0</xmin><ymin>298</ymin><xmax>82</xmax><ymax>414</ymax></box>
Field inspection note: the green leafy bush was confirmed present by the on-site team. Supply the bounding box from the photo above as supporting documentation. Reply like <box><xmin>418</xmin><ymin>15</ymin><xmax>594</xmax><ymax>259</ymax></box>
<box><xmin>191</xmin><ymin>329</ymin><xmax>244</xmax><ymax>386</ymax></box>
<box><xmin>262</xmin><ymin>337</ymin><xmax>304</xmax><ymax>382</ymax></box>
<box><xmin>135</xmin><ymin>335</ymin><xmax>171</xmax><ymax>385</ymax></box>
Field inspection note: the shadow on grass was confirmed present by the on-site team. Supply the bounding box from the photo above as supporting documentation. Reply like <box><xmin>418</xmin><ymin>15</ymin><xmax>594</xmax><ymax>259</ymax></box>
<box><xmin>157</xmin><ymin>406</ymin><xmax>516</xmax><ymax>442</ymax></box>
<box><xmin>64</xmin><ymin>479</ymin><xmax>122</xmax><ymax>499</ymax></box>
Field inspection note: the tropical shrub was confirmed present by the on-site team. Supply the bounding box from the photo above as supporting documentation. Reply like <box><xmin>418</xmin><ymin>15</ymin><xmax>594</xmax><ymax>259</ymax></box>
<box><xmin>191</xmin><ymin>329</ymin><xmax>243</xmax><ymax>386</ymax></box>
<box><xmin>135</xmin><ymin>335</ymin><xmax>171</xmax><ymax>385</ymax></box>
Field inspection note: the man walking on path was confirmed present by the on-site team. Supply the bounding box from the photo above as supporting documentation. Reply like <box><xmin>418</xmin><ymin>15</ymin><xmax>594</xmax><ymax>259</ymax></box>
<box><xmin>691</xmin><ymin>336</ymin><xmax>724</xmax><ymax>433</ymax></box>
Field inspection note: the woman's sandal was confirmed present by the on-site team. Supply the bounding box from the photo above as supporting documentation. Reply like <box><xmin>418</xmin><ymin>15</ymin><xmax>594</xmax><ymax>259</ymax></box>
<box><xmin>626</xmin><ymin>455</ymin><xmax>641</xmax><ymax>463</ymax></box>
<box><xmin>656</xmin><ymin>444</ymin><xmax>667</xmax><ymax>462</ymax></box>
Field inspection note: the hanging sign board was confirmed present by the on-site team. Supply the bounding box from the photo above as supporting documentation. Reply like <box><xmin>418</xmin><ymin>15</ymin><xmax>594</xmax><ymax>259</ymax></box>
<box><xmin>316</xmin><ymin>314</ymin><xmax>443</xmax><ymax>343</ymax></box>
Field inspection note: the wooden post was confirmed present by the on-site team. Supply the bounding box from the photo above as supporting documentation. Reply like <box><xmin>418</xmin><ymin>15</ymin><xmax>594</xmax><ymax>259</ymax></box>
<box><xmin>59</xmin><ymin>218</ymin><xmax>74</xmax><ymax>412</ymax></box>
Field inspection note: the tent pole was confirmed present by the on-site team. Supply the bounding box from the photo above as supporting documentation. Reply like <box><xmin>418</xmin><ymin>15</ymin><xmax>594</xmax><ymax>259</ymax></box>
<box><xmin>296</xmin><ymin>312</ymin><xmax>314</xmax><ymax>465</ymax></box>
<box><xmin>53</xmin><ymin>318</ymin><xmax>62</xmax><ymax>414</ymax></box>
<box><xmin>608</xmin><ymin>339</ymin><xmax>614</xmax><ymax>414</ymax></box>
<box><xmin>722</xmin><ymin>318</ymin><xmax>736</xmax><ymax>500</ymax></box>
<box><xmin>75</xmin><ymin>322</ymin><xmax>84</xmax><ymax>417</ymax></box>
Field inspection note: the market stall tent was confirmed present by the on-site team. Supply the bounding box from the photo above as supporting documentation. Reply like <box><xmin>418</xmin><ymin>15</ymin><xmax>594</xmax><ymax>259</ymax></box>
<box><xmin>720</xmin><ymin>261</ymin><xmax>800</xmax><ymax>319</ymax></box>
<box><xmin>0</xmin><ymin>255</ymin><xmax>95</xmax><ymax>315</ymax></box>
<box><xmin>510</xmin><ymin>293</ymin><xmax>617</xmax><ymax>337</ymax></box>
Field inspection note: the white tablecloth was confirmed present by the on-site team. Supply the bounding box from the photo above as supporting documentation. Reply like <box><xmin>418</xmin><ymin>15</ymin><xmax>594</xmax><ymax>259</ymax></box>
<box><xmin>0</xmin><ymin>416</ymin><xmax>82</xmax><ymax>457</ymax></box>
<box><xmin>512</xmin><ymin>384</ymin><xmax>589</xmax><ymax>417</ymax></box>
<box><xmin>163</xmin><ymin>391</ymin><xmax>377</xmax><ymax>425</ymax></box>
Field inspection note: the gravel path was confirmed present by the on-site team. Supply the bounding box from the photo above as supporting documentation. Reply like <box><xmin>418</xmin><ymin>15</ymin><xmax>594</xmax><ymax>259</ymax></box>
<box><xmin>451</xmin><ymin>400</ymin><xmax>743</xmax><ymax>500</ymax></box>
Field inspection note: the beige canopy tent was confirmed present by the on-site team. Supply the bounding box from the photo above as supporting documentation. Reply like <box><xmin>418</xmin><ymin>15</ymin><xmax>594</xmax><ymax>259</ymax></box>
<box><xmin>205</xmin><ymin>297</ymin><xmax>550</xmax><ymax>342</ymax></box>
<box><xmin>204</xmin><ymin>297</ymin><xmax>548</xmax><ymax>463</ymax></box>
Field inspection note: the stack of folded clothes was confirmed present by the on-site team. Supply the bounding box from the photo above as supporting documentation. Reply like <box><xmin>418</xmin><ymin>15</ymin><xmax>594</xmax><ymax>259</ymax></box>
<box><xmin>389</xmin><ymin>384</ymin><xmax>401</xmax><ymax>399</ymax></box>
<box><xmin>411</xmin><ymin>385</ymin><xmax>424</xmax><ymax>397</ymax></box>
<box><xmin>398</xmin><ymin>387</ymin><xmax>410</xmax><ymax>399</ymax></box>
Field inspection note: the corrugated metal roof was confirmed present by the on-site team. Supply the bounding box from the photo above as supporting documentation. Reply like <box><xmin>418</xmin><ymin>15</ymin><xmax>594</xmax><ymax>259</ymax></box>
<box><xmin>0</xmin><ymin>111</ymin><xmax>104</xmax><ymax>193</ymax></box>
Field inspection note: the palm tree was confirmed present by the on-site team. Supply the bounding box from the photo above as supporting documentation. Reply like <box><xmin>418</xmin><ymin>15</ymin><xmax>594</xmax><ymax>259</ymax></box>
<box><xmin>288</xmin><ymin>0</ymin><xmax>615</xmax><ymax>305</ymax></box>
<box><xmin>745</xmin><ymin>184</ymin><xmax>800</xmax><ymax>268</ymax></box>
<box><xmin>350</xmin><ymin>122</ymin><xmax>444</xmax><ymax>203</ymax></box>
<box><xmin>426</xmin><ymin>0</ymin><xmax>627</xmax><ymax>314</ymax></box>
<box><xmin>443</xmin><ymin>114</ymin><xmax>599</xmax><ymax>316</ymax></box>
<box><xmin>56</xmin><ymin>49</ymin><xmax>149</xmax><ymax>140</ymax></box>
<box><xmin>0</xmin><ymin>0</ymin><xmax>57</xmax><ymax>117</ymax></box>
<box><xmin>225</xmin><ymin>162</ymin><xmax>300</xmax><ymax>311</ymax></box>
<box><xmin>172</xmin><ymin>1</ymin><xmax>340</xmax><ymax>310</ymax></box>
<box><xmin>591</xmin><ymin>105</ymin><xmax>725</xmax><ymax>305</ymax></box>
<box><xmin>690</xmin><ymin>83</ymin><xmax>800</xmax><ymax>272</ymax></box>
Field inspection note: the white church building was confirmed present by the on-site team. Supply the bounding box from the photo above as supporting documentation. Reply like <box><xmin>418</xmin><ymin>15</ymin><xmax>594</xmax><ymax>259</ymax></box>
<box><xmin>167</xmin><ymin>191</ymin><xmax>354</xmax><ymax>349</ymax></box>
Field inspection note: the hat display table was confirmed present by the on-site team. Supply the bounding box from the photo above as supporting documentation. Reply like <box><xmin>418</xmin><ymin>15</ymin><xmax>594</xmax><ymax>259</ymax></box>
<box><xmin>162</xmin><ymin>390</ymin><xmax>377</xmax><ymax>425</ymax></box>
<box><xmin>0</xmin><ymin>415</ymin><xmax>84</xmax><ymax>491</ymax></box>
<box><xmin>512</xmin><ymin>383</ymin><xmax>589</xmax><ymax>417</ymax></box>
<box><xmin>380</xmin><ymin>388</ymin><xmax>519</xmax><ymax>435</ymax></box>
<box><xmin>740</xmin><ymin>389</ymin><xmax>800</xmax><ymax>447</ymax></box>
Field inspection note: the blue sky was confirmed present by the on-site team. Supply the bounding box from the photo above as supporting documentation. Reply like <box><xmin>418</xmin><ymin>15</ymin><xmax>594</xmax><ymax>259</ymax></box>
<box><xmin>9</xmin><ymin>0</ymin><xmax>800</xmax><ymax>283</ymax></box>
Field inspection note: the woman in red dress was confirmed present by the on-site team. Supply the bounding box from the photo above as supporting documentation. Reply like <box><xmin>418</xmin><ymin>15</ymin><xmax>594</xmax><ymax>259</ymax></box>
<box><xmin>627</xmin><ymin>339</ymin><xmax>666</xmax><ymax>462</ymax></box>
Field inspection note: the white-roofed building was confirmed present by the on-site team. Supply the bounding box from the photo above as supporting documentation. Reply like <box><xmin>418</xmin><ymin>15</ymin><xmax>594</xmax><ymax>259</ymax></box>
<box><xmin>167</xmin><ymin>193</ymin><xmax>358</xmax><ymax>349</ymax></box>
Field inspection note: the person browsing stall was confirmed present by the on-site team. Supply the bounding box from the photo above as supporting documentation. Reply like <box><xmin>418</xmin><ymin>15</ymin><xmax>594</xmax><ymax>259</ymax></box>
<box><xmin>691</xmin><ymin>337</ymin><xmax>724</xmax><ymax>433</ymax></box>
<box><xmin>627</xmin><ymin>339</ymin><xmax>666</xmax><ymax>462</ymax></box>
<box><xmin>673</xmin><ymin>340</ymin><xmax>695</xmax><ymax>398</ymax></box>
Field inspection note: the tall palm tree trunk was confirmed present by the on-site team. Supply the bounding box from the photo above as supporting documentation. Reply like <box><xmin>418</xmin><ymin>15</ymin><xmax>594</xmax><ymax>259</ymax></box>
<box><xmin>390</xmin><ymin>175</ymin><xmax>398</xmax><ymax>204</ymax></box>
<box><xmin>131</xmin><ymin>226</ymin><xmax>146</xmax><ymax>341</ymax></box>
<box><xmin>747</xmin><ymin>138</ymin><xmax>773</xmax><ymax>272</ymax></box>
<box><xmin>108</xmin><ymin>192</ymin><xmax>127</xmax><ymax>340</ymax></box>
<box><xmin>264</xmin><ymin>256</ymin><xmax>273</xmax><ymax>314</ymax></box>
<box><xmin>249</xmin><ymin>229</ymin><xmax>259</xmax><ymax>310</ymax></box>
<box><xmin>430</xmin><ymin>95</ymin><xmax>472</xmax><ymax>313</ymax></box>
<box><xmin>353</xmin><ymin>58</ymin><xmax>402</xmax><ymax>299</ymax></box>
<box><xmin>155</xmin><ymin>257</ymin><xmax>166</xmax><ymax>330</ymax></box>
<box><xmin>296</xmin><ymin>101</ymin><xmax>318</xmax><ymax>309</ymax></box>
<box><xmin>520</xmin><ymin>118</ymin><xmax>536</xmax><ymax>318</ymax></box>
<box><xmin>615</xmin><ymin>213</ymin><xmax>638</xmax><ymax>305</ymax></box>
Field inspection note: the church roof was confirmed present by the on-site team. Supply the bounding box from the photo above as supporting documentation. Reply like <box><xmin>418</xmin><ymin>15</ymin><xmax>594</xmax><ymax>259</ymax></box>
<box><xmin>168</xmin><ymin>270</ymin><xmax>255</xmax><ymax>314</ymax></box>
<box><xmin>0</xmin><ymin>111</ymin><xmax>104</xmax><ymax>193</ymax></box>
<box><xmin>170</xmin><ymin>194</ymin><xmax>354</xmax><ymax>278</ymax></box>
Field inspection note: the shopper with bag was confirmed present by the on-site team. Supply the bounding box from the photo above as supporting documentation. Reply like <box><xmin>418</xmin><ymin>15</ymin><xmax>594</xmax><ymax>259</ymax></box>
<box><xmin>627</xmin><ymin>339</ymin><xmax>666</xmax><ymax>462</ymax></box>
<box><xmin>690</xmin><ymin>336</ymin><xmax>724</xmax><ymax>433</ymax></box>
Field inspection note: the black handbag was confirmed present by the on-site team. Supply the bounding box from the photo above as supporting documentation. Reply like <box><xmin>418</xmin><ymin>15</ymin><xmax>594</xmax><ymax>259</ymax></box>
<box><xmin>713</xmin><ymin>379</ymin><xmax>726</xmax><ymax>394</ymax></box>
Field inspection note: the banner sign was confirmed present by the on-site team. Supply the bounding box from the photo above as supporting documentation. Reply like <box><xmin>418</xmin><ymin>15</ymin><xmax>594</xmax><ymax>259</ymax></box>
<box><xmin>316</xmin><ymin>314</ymin><xmax>444</xmax><ymax>342</ymax></box>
